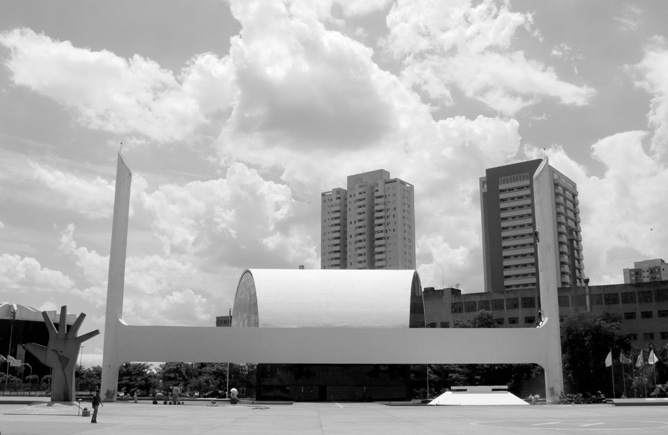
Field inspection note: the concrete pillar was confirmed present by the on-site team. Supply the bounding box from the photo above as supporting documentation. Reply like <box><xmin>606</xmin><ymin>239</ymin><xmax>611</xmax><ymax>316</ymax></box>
<box><xmin>100</xmin><ymin>153</ymin><xmax>132</xmax><ymax>401</ymax></box>
<box><xmin>533</xmin><ymin>159</ymin><xmax>565</xmax><ymax>402</ymax></box>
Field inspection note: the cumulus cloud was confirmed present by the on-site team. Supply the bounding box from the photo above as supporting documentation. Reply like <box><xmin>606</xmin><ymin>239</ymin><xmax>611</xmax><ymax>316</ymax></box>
<box><xmin>0</xmin><ymin>253</ymin><xmax>76</xmax><ymax>293</ymax></box>
<box><xmin>524</xmin><ymin>134</ymin><xmax>668</xmax><ymax>285</ymax></box>
<box><xmin>383</xmin><ymin>0</ymin><xmax>594</xmax><ymax>115</ymax></box>
<box><xmin>140</xmin><ymin>162</ymin><xmax>318</xmax><ymax>269</ymax></box>
<box><xmin>0</xmin><ymin>28</ymin><xmax>235</xmax><ymax>143</ymax></box>
<box><xmin>58</xmin><ymin>223</ymin><xmax>225</xmax><ymax>325</ymax></box>
<box><xmin>31</xmin><ymin>162</ymin><xmax>115</xmax><ymax>219</ymax></box>
<box><xmin>224</xmin><ymin>0</ymin><xmax>397</xmax><ymax>151</ymax></box>
<box><xmin>631</xmin><ymin>37</ymin><xmax>668</xmax><ymax>156</ymax></box>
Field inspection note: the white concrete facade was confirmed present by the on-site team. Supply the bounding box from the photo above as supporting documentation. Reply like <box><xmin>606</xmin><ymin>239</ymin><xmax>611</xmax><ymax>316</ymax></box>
<box><xmin>101</xmin><ymin>155</ymin><xmax>564</xmax><ymax>402</ymax></box>
<box><xmin>232</xmin><ymin>269</ymin><xmax>420</xmax><ymax>328</ymax></box>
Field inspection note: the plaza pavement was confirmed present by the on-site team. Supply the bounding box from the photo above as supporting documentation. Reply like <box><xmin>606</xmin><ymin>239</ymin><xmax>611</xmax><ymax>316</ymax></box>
<box><xmin>1</xmin><ymin>398</ymin><xmax>668</xmax><ymax>435</ymax></box>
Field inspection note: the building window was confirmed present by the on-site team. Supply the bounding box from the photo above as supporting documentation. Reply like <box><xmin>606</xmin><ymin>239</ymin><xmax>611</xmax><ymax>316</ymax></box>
<box><xmin>624</xmin><ymin>312</ymin><xmax>637</xmax><ymax>320</ymax></box>
<box><xmin>604</xmin><ymin>293</ymin><xmax>620</xmax><ymax>305</ymax></box>
<box><xmin>426</xmin><ymin>322</ymin><xmax>437</xmax><ymax>328</ymax></box>
<box><xmin>451</xmin><ymin>302</ymin><xmax>463</xmax><ymax>313</ymax></box>
<box><xmin>655</xmin><ymin>289</ymin><xmax>668</xmax><ymax>302</ymax></box>
<box><xmin>558</xmin><ymin>296</ymin><xmax>570</xmax><ymax>307</ymax></box>
<box><xmin>465</xmin><ymin>301</ymin><xmax>477</xmax><ymax>312</ymax></box>
<box><xmin>643</xmin><ymin>332</ymin><xmax>655</xmax><ymax>340</ymax></box>
<box><xmin>641</xmin><ymin>311</ymin><xmax>653</xmax><ymax>319</ymax></box>
<box><xmin>492</xmin><ymin>299</ymin><xmax>505</xmax><ymax>310</ymax></box>
<box><xmin>521</xmin><ymin>297</ymin><xmax>536</xmax><ymax>309</ymax></box>
<box><xmin>590</xmin><ymin>294</ymin><xmax>603</xmax><ymax>305</ymax></box>
<box><xmin>661</xmin><ymin>332</ymin><xmax>668</xmax><ymax>340</ymax></box>
<box><xmin>478</xmin><ymin>300</ymin><xmax>491</xmax><ymax>311</ymax></box>
<box><xmin>627</xmin><ymin>333</ymin><xmax>638</xmax><ymax>341</ymax></box>
<box><xmin>524</xmin><ymin>316</ymin><xmax>536</xmax><ymax>324</ymax></box>
<box><xmin>638</xmin><ymin>291</ymin><xmax>653</xmax><ymax>303</ymax></box>
<box><xmin>494</xmin><ymin>318</ymin><xmax>505</xmax><ymax>325</ymax></box>
<box><xmin>508</xmin><ymin>317</ymin><xmax>518</xmax><ymax>325</ymax></box>
<box><xmin>621</xmin><ymin>292</ymin><xmax>636</xmax><ymax>304</ymax></box>
<box><xmin>440</xmin><ymin>322</ymin><xmax>450</xmax><ymax>328</ymax></box>
<box><xmin>506</xmin><ymin>298</ymin><xmax>519</xmax><ymax>310</ymax></box>
<box><xmin>658</xmin><ymin>310</ymin><xmax>668</xmax><ymax>318</ymax></box>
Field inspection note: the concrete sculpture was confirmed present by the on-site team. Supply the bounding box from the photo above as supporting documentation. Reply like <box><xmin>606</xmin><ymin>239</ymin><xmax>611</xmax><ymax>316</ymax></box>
<box><xmin>25</xmin><ymin>305</ymin><xmax>99</xmax><ymax>402</ymax></box>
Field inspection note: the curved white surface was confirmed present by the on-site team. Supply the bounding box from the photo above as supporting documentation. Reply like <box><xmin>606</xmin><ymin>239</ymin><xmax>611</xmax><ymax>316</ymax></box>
<box><xmin>0</xmin><ymin>302</ymin><xmax>76</xmax><ymax>324</ymax></box>
<box><xmin>232</xmin><ymin>269</ymin><xmax>419</xmax><ymax>329</ymax></box>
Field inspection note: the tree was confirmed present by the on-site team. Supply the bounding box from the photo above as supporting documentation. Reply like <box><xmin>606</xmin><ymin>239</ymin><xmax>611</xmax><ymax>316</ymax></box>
<box><xmin>560</xmin><ymin>311</ymin><xmax>631</xmax><ymax>396</ymax></box>
<box><xmin>118</xmin><ymin>362</ymin><xmax>158</xmax><ymax>397</ymax></box>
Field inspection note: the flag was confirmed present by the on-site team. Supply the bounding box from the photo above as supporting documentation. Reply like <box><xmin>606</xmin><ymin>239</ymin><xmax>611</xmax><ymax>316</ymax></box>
<box><xmin>620</xmin><ymin>352</ymin><xmax>633</xmax><ymax>364</ymax></box>
<box><xmin>605</xmin><ymin>351</ymin><xmax>612</xmax><ymax>367</ymax></box>
<box><xmin>636</xmin><ymin>351</ymin><xmax>644</xmax><ymax>368</ymax></box>
<box><xmin>648</xmin><ymin>350</ymin><xmax>657</xmax><ymax>365</ymax></box>
<box><xmin>7</xmin><ymin>355</ymin><xmax>21</xmax><ymax>367</ymax></box>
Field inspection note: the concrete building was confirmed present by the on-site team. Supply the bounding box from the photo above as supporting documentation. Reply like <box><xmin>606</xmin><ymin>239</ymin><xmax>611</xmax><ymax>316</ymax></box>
<box><xmin>480</xmin><ymin>159</ymin><xmax>584</xmax><ymax>293</ymax></box>
<box><xmin>321</xmin><ymin>170</ymin><xmax>415</xmax><ymax>270</ymax></box>
<box><xmin>624</xmin><ymin>259</ymin><xmax>668</xmax><ymax>283</ymax></box>
<box><xmin>423</xmin><ymin>280</ymin><xmax>668</xmax><ymax>349</ymax></box>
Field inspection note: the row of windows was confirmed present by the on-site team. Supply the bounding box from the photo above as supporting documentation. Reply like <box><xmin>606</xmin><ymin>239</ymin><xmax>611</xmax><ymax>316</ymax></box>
<box><xmin>499</xmin><ymin>173</ymin><xmax>530</xmax><ymax>185</ymax></box>
<box><xmin>627</xmin><ymin>332</ymin><xmax>668</xmax><ymax>341</ymax></box>
<box><xmin>500</xmin><ymin>213</ymin><xmax>532</xmax><ymax>222</ymax></box>
<box><xmin>451</xmin><ymin>297</ymin><xmax>537</xmax><ymax>313</ymax></box>
<box><xmin>500</xmin><ymin>194</ymin><xmax>531</xmax><ymax>203</ymax></box>
<box><xmin>559</xmin><ymin>290</ymin><xmax>668</xmax><ymax>307</ymax></box>
<box><xmin>502</xmin><ymin>243</ymin><xmax>534</xmax><ymax>251</ymax></box>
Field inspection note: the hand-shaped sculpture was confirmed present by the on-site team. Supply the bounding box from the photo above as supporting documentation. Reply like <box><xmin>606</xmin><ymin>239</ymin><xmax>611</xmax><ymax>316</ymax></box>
<box><xmin>24</xmin><ymin>306</ymin><xmax>99</xmax><ymax>402</ymax></box>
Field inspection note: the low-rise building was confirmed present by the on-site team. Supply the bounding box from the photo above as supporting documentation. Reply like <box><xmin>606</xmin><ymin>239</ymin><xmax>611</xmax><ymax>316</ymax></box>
<box><xmin>423</xmin><ymin>281</ymin><xmax>668</xmax><ymax>348</ymax></box>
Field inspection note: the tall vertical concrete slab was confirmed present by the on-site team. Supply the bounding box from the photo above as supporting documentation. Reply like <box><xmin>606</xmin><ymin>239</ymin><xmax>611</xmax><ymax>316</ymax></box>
<box><xmin>100</xmin><ymin>153</ymin><xmax>132</xmax><ymax>401</ymax></box>
<box><xmin>533</xmin><ymin>159</ymin><xmax>565</xmax><ymax>401</ymax></box>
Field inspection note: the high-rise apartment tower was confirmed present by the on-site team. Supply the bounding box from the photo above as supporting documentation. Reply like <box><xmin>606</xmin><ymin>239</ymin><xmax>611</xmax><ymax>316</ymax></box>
<box><xmin>321</xmin><ymin>170</ymin><xmax>415</xmax><ymax>270</ymax></box>
<box><xmin>480</xmin><ymin>159</ymin><xmax>584</xmax><ymax>293</ymax></box>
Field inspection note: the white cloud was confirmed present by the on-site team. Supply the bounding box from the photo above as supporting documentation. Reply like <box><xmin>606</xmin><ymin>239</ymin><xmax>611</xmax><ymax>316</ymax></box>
<box><xmin>614</xmin><ymin>4</ymin><xmax>642</xmax><ymax>33</ymax></box>
<box><xmin>31</xmin><ymin>162</ymin><xmax>115</xmax><ymax>219</ymax></box>
<box><xmin>140</xmin><ymin>162</ymin><xmax>318</xmax><ymax>269</ymax></box>
<box><xmin>526</xmin><ymin>133</ymin><xmax>668</xmax><ymax>285</ymax></box>
<box><xmin>0</xmin><ymin>28</ymin><xmax>235</xmax><ymax>143</ymax></box>
<box><xmin>631</xmin><ymin>37</ymin><xmax>668</xmax><ymax>156</ymax></box>
<box><xmin>383</xmin><ymin>0</ymin><xmax>594</xmax><ymax>115</ymax></box>
<box><xmin>0</xmin><ymin>220</ymin><xmax>4</xmax><ymax>229</ymax></box>
<box><xmin>0</xmin><ymin>253</ymin><xmax>76</xmax><ymax>293</ymax></box>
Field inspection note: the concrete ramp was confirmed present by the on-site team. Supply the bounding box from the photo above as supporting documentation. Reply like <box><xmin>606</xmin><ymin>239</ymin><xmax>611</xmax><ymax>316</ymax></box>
<box><xmin>429</xmin><ymin>386</ymin><xmax>529</xmax><ymax>406</ymax></box>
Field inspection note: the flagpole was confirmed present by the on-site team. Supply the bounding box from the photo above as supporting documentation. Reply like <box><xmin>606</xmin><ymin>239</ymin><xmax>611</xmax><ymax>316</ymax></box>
<box><xmin>620</xmin><ymin>358</ymin><xmax>626</xmax><ymax>398</ymax></box>
<box><xmin>632</xmin><ymin>356</ymin><xmax>636</xmax><ymax>398</ymax></box>
<box><xmin>610</xmin><ymin>349</ymin><xmax>616</xmax><ymax>399</ymax></box>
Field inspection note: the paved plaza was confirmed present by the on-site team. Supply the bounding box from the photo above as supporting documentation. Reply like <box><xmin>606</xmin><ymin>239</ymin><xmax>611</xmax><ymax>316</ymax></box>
<box><xmin>1</xmin><ymin>399</ymin><xmax>668</xmax><ymax>435</ymax></box>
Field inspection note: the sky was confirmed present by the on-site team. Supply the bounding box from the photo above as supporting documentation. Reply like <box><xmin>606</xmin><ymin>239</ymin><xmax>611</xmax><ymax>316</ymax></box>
<box><xmin>1</xmin><ymin>0</ymin><xmax>667</xmax><ymax>367</ymax></box>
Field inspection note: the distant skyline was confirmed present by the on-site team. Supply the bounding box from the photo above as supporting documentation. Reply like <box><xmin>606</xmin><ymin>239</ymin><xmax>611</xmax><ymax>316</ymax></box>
<box><xmin>1</xmin><ymin>0</ymin><xmax>667</xmax><ymax>367</ymax></box>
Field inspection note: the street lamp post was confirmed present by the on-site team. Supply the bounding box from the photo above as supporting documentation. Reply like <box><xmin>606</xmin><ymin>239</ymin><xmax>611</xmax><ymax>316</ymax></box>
<box><xmin>78</xmin><ymin>346</ymin><xmax>85</xmax><ymax>394</ymax></box>
<box><xmin>4</xmin><ymin>307</ymin><xmax>16</xmax><ymax>392</ymax></box>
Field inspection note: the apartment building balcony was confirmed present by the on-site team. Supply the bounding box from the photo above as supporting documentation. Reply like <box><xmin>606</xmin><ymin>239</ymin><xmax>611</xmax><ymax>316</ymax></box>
<box><xmin>501</xmin><ymin>217</ymin><xmax>533</xmax><ymax>228</ymax></box>
<box><xmin>501</xmin><ymin>227</ymin><xmax>534</xmax><ymax>237</ymax></box>
<box><xmin>503</xmin><ymin>247</ymin><xmax>535</xmax><ymax>256</ymax></box>
<box><xmin>503</xmin><ymin>257</ymin><xmax>535</xmax><ymax>267</ymax></box>
<box><xmin>502</xmin><ymin>237</ymin><xmax>534</xmax><ymax>248</ymax></box>
<box><xmin>499</xmin><ymin>188</ymin><xmax>531</xmax><ymax>199</ymax></box>
<box><xmin>500</xmin><ymin>198</ymin><xmax>532</xmax><ymax>208</ymax></box>
<box><xmin>503</xmin><ymin>276</ymin><xmax>537</xmax><ymax>286</ymax></box>
<box><xmin>504</xmin><ymin>267</ymin><xmax>536</xmax><ymax>276</ymax></box>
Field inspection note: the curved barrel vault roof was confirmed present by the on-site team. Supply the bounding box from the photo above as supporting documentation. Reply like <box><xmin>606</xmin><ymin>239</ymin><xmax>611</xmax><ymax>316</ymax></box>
<box><xmin>232</xmin><ymin>269</ymin><xmax>422</xmax><ymax>328</ymax></box>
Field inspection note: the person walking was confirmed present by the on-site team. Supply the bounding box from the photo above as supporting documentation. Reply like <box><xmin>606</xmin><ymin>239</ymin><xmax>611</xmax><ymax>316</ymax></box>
<box><xmin>91</xmin><ymin>389</ymin><xmax>103</xmax><ymax>423</ymax></box>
